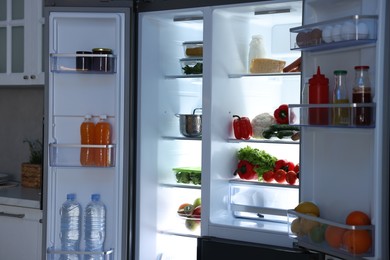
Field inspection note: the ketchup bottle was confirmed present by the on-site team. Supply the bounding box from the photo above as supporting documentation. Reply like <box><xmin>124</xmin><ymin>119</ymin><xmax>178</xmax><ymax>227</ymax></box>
<box><xmin>80</xmin><ymin>114</ymin><xmax>95</xmax><ymax>166</ymax></box>
<box><xmin>95</xmin><ymin>115</ymin><xmax>112</xmax><ymax>167</ymax></box>
<box><xmin>308</xmin><ymin>66</ymin><xmax>329</xmax><ymax>125</ymax></box>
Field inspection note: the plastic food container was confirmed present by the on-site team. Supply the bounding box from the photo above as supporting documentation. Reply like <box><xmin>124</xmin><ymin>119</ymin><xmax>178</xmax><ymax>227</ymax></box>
<box><xmin>183</xmin><ymin>41</ymin><xmax>203</xmax><ymax>57</ymax></box>
<box><xmin>180</xmin><ymin>58</ymin><xmax>203</xmax><ymax>75</ymax></box>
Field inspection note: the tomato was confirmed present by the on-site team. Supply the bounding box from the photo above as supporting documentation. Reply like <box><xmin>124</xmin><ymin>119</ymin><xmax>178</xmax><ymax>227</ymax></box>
<box><xmin>286</xmin><ymin>171</ymin><xmax>298</xmax><ymax>185</ymax></box>
<box><xmin>285</xmin><ymin>161</ymin><xmax>295</xmax><ymax>171</ymax></box>
<box><xmin>294</xmin><ymin>163</ymin><xmax>300</xmax><ymax>173</ymax></box>
<box><xmin>274</xmin><ymin>169</ymin><xmax>287</xmax><ymax>183</ymax></box>
<box><xmin>274</xmin><ymin>159</ymin><xmax>287</xmax><ymax>170</ymax></box>
<box><xmin>262</xmin><ymin>170</ymin><xmax>274</xmax><ymax>182</ymax></box>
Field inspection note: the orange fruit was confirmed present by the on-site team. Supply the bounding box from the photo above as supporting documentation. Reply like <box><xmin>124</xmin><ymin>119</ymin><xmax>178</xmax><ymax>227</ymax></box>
<box><xmin>342</xmin><ymin>230</ymin><xmax>372</xmax><ymax>254</ymax></box>
<box><xmin>346</xmin><ymin>211</ymin><xmax>371</xmax><ymax>226</ymax></box>
<box><xmin>325</xmin><ymin>225</ymin><xmax>346</xmax><ymax>248</ymax></box>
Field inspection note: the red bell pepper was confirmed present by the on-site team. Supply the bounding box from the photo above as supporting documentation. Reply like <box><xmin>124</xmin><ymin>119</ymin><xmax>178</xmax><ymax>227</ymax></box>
<box><xmin>232</xmin><ymin>115</ymin><xmax>253</xmax><ymax>140</ymax></box>
<box><xmin>274</xmin><ymin>104</ymin><xmax>290</xmax><ymax>124</ymax></box>
<box><xmin>234</xmin><ymin>160</ymin><xmax>258</xmax><ymax>180</ymax></box>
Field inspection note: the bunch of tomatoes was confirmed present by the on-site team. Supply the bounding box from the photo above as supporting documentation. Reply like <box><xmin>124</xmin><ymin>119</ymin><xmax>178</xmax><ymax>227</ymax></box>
<box><xmin>262</xmin><ymin>159</ymin><xmax>300</xmax><ymax>185</ymax></box>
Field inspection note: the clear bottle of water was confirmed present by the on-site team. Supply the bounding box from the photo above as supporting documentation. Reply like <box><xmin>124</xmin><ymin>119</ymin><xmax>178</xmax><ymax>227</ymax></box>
<box><xmin>59</xmin><ymin>193</ymin><xmax>81</xmax><ymax>260</ymax></box>
<box><xmin>84</xmin><ymin>194</ymin><xmax>106</xmax><ymax>260</ymax></box>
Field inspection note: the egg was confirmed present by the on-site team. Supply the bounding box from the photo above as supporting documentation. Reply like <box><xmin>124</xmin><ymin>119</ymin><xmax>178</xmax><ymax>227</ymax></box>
<box><xmin>332</xmin><ymin>24</ymin><xmax>342</xmax><ymax>42</ymax></box>
<box><xmin>322</xmin><ymin>26</ymin><xmax>333</xmax><ymax>43</ymax></box>
<box><xmin>358</xmin><ymin>22</ymin><xmax>369</xmax><ymax>39</ymax></box>
<box><xmin>341</xmin><ymin>21</ymin><xmax>356</xmax><ymax>40</ymax></box>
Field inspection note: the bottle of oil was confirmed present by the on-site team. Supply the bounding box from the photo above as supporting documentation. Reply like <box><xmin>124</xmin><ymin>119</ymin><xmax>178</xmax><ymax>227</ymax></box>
<box><xmin>332</xmin><ymin>70</ymin><xmax>350</xmax><ymax>125</ymax></box>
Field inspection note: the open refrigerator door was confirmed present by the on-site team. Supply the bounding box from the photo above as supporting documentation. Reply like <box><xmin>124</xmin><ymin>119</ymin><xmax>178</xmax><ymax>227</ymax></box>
<box><xmin>136</xmin><ymin>7</ymin><xmax>204</xmax><ymax>260</ymax></box>
<box><xmin>44</xmin><ymin>8</ymin><xmax>131</xmax><ymax>260</ymax></box>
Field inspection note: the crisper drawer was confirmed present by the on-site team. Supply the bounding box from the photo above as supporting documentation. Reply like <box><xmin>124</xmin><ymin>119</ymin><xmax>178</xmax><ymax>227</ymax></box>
<box><xmin>229</xmin><ymin>180</ymin><xmax>299</xmax><ymax>223</ymax></box>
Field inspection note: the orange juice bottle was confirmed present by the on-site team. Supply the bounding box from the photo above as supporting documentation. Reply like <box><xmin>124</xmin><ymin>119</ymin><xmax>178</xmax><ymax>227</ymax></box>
<box><xmin>80</xmin><ymin>114</ymin><xmax>96</xmax><ymax>166</ymax></box>
<box><xmin>95</xmin><ymin>115</ymin><xmax>112</xmax><ymax>167</ymax></box>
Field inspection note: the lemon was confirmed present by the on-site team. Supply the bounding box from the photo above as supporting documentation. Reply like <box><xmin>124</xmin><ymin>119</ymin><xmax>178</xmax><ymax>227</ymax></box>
<box><xmin>300</xmin><ymin>213</ymin><xmax>320</xmax><ymax>234</ymax></box>
<box><xmin>290</xmin><ymin>218</ymin><xmax>302</xmax><ymax>236</ymax></box>
<box><xmin>294</xmin><ymin>201</ymin><xmax>320</xmax><ymax>217</ymax></box>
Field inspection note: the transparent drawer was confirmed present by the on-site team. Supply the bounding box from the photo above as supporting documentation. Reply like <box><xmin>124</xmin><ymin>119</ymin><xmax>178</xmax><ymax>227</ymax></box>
<box><xmin>50</xmin><ymin>53</ymin><xmax>117</xmax><ymax>73</ymax></box>
<box><xmin>229</xmin><ymin>180</ymin><xmax>299</xmax><ymax>222</ymax></box>
<box><xmin>290</xmin><ymin>15</ymin><xmax>378</xmax><ymax>51</ymax></box>
<box><xmin>47</xmin><ymin>248</ymin><xmax>114</xmax><ymax>260</ymax></box>
<box><xmin>287</xmin><ymin>210</ymin><xmax>374</xmax><ymax>259</ymax></box>
<box><xmin>49</xmin><ymin>143</ymin><xmax>116</xmax><ymax>167</ymax></box>
<box><xmin>288</xmin><ymin>103</ymin><xmax>376</xmax><ymax>128</ymax></box>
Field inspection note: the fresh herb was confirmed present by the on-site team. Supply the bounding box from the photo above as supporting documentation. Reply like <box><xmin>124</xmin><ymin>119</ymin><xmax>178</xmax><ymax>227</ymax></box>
<box><xmin>182</xmin><ymin>63</ymin><xmax>203</xmax><ymax>75</ymax></box>
<box><xmin>23</xmin><ymin>138</ymin><xmax>43</xmax><ymax>164</ymax></box>
<box><xmin>237</xmin><ymin>146</ymin><xmax>277</xmax><ymax>181</ymax></box>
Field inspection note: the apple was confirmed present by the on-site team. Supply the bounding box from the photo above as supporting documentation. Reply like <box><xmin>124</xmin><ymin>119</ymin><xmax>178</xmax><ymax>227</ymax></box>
<box><xmin>192</xmin><ymin>205</ymin><xmax>201</xmax><ymax>219</ymax></box>
<box><xmin>185</xmin><ymin>219</ymin><xmax>200</xmax><ymax>231</ymax></box>
<box><xmin>193</xmin><ymin>197</ymin><xmax>201</xmax><ymax>208</ymax></box>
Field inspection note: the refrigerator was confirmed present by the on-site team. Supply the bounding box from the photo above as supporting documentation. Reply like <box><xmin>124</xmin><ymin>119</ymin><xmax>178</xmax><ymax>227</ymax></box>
<box><xmin>43</xmin><ymin>3</ymin><xmax>134</xmax><ymax>260</ymax></box>
<box><xmin>135</xmin><ymin>0</ymin><xmax>389</xmax><ymax>260</ymax></box>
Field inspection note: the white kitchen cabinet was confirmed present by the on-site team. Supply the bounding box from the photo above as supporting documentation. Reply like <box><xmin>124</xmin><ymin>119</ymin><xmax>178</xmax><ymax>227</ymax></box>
<box><xmin>0</xmin><ymin>0</ymin><xmax>44</xmax><ymax>85</ymax></box>
<box><xmin>0</xmin><ymin>205</ymin><xmax>43</xmax><ymax>260</ymax></box>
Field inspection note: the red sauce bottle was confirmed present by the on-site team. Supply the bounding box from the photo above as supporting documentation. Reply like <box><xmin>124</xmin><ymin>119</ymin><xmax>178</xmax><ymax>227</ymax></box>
<box><xmin>308</xmin><ymin>66</ymin><xmax>329</xmax><ymax>125</ymax></box>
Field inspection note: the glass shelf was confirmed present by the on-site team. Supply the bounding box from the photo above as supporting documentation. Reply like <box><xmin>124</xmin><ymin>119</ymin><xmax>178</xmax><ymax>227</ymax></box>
<box><xmin>290</xmin><ymin>15</ymin><xmax>378</xmax><ymax>52</ymax></box>
<box><xmin>50</xmin><ymin>53</ymin><xmax>117</xmax><ymax>74</ymax></box>
<box><xmin>287</xmin><ymin>210</ymin><xmax>374</xmax><ymax>259</ymax></box>
<box><xmin>165</xmin><ymin>74</ymin><xmax>203</xmax><ymax>79</ymax></box>
<box><xmin>47</xmin><ymin>248</ymin><xmax>114</xmax><ymax>260</ymax></box>
<box><xmin>288</xmin><ymin>103</ymin><xmax>376</xmax><ymax>128</ymax></box>
<box><xmin>49</xmin><ymin>143</ymin><xmax>116</xmax><ymax>167</ymax></box>
<box><xmin>228</xmin><ymin>72</ymin><xmax>300</xmax><ymax>78</ymax></box>
<box><xmin>227</xmin><ymin>137</ymin><xmax>299</xmax><ymax>144</ymax></box>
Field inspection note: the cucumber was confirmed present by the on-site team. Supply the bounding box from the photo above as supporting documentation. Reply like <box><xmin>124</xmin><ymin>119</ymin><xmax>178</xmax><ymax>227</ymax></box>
<box><xmin>262</xmin><ymin>129</ymin><xmax>275</xmax><ymax>139</ymax></box>
<box><xmin>270</xmin><ymin>124</ymin><xmax>300</xmax><ymax>132</ymax></box>
<box><xmin>276</xmin><ymin>130</ymin><xmax>295</xmax><ymax>139</ymax></box>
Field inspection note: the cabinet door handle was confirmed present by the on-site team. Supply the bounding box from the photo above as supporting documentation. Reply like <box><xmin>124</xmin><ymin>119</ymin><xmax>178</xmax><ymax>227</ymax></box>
<box><xmin>0</xmin><ymin>211</ymin><xmax>25</xmax><ymax>219</ymax></box>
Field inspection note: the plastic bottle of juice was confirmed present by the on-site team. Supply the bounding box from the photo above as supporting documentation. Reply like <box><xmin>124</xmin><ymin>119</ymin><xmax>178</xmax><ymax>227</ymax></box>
<box><xmin>80</xmin><ymin>115</ymin><xmax>95</xmax><ymax>166</ymax></box>
<box><xmin>95</xmin><ymin>115</ymin><xmax>112</xmax><ymax>167</ymax></box>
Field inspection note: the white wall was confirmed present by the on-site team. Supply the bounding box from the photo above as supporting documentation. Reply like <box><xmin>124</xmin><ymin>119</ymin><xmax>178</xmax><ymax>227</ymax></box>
<box><xmin>0</xmin><ymin>87</ymin><xmax>44</xmax><ymax>181</ymax></box>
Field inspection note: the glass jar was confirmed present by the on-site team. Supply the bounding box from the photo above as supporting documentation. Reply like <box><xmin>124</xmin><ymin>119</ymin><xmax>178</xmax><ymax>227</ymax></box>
<box><xmin>352</xmin><ymin>66</ymin><xmax>372</xmax><ymax>126</ymax></box>
<box><xmin>92</xmin><ymin>48</ymin><xmax>113</xmax><ymax>72</ymax></box>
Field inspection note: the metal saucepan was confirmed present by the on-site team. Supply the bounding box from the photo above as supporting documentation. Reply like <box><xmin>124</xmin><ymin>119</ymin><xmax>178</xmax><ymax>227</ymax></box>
<box><xmin>176</xmin><ymin>108</ymin><xmax>202</xmax><ymax>138</ymax></box>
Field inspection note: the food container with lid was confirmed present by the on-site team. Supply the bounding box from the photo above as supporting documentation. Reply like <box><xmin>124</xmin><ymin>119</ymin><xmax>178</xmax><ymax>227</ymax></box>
<box><xmin>92</xmin><ymin>48</ymin><xmax>114</xmax><ymax>72</ymax></box>
<box><xmin>180</xmin><ymin>58</ymin><xmax>203</xmax><ymax>75</ymax></box>
<box><xmin>183</xmin><ymin>41</ymin><xmax>203</xmax><ymax>57</ymax></box>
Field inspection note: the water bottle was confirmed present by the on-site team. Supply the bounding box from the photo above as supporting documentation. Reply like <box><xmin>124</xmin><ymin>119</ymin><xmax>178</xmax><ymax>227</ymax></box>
<box><xmin>59</xmin><ymin>193</ymin><xmax>81</xmax><ymax>260</ymax></box>
<box><xmin>85</xmin><ymin>194</ymin><xmax>106</xmax><ymax>260</ymax></box>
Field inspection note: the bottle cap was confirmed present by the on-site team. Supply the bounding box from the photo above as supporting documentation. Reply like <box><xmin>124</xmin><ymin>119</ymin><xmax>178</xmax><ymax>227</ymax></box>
<box><xmin>309</xmin><ymin>66</ymin><xmax>329</xmax><ymax>85</ymax></box>
<box><xmin>67</xmin><ymin>193</ymin><xmax>76</xmax><ymax>200</ymax></box>
<box><xmin>354</xmin><ymin>65</ymin><xmax>369</xmax><ymax>70</ymax></box>
<box><xmin>91</xmin><ymin>194</ymin><xmax>100</xmax><ymax>201</ymax></box>
<box><xmin>334</xmin><ymin>70</ymin><xmax>347</xmax><ymax>75</ymax></box>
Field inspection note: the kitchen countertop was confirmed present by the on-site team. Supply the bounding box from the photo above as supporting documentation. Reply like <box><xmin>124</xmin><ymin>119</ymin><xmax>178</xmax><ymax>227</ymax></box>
<box><xmin>0</xmin><ymin>183</ymin><xmax>41</xmax><ymax>209</ymax></box>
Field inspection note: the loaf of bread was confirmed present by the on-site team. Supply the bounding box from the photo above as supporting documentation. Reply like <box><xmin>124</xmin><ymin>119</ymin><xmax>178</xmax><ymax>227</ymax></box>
<box><xmin>250</xmin><ymin>58</ymin><xmax>286</xmax><ymax>73</ymax></box>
